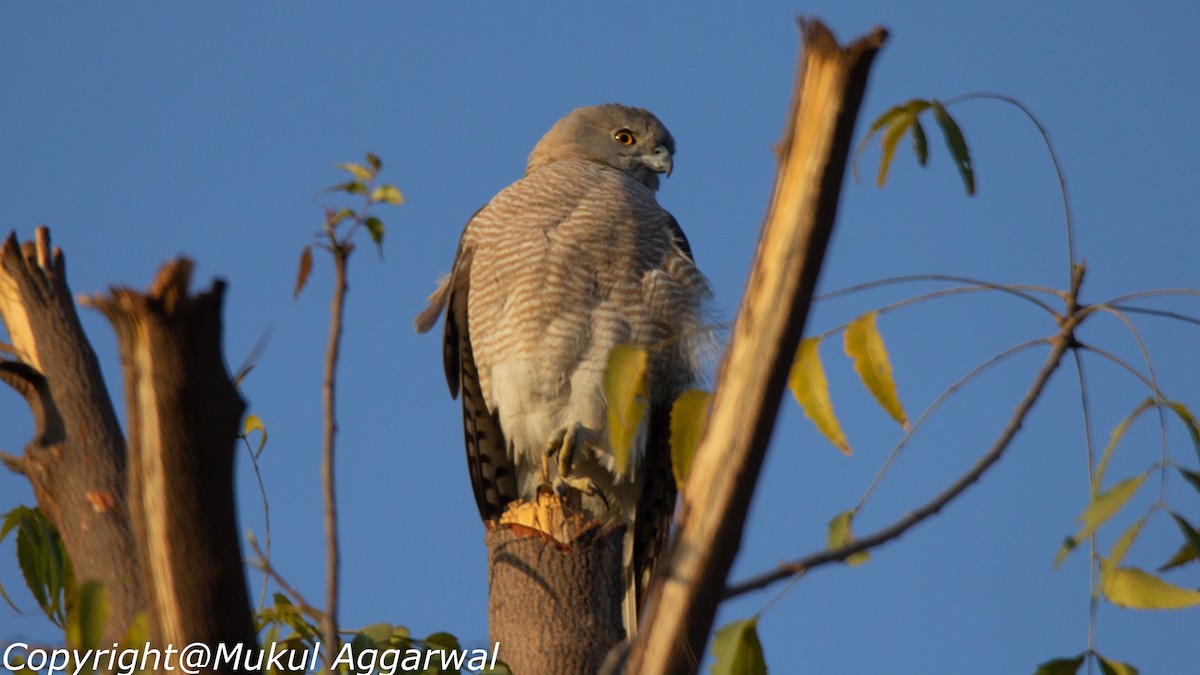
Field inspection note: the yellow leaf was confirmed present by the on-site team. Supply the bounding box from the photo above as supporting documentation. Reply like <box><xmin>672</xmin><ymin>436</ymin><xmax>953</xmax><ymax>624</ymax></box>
<box><xmin>1102</xmin><ymin>566</ymin><xmax>1200</xmax><ymax>610</ymax></box>
<box><xmin>1097</xmin><ymin>655</ymin><xmax>1139</xmax><ymax>675</ymax></box>
<box><xmin>1081</xmin><ymin>475</ymin><xmax>1146</xmax><ymax>546</ymax></box>
<box><xmin>670</xmin><ymin>389</ymin><xmax>712</xmax><ymax>488</ymax></box>
<box><xmin>371</xmin><ymin>184</ymin><xmax>405</xmax><ymax>205</ymax></box>
<box><xmin>844</xmin><ymin>312</ymin><xmax>908</xmax><ymax>428</ymax></box>
<box><xmin>605</xmin><ymin>345</ymin><xmax>648</xmax><ymax>476</ymax></box>
<box><xmin>876</xmin><ymin>110</ymin><xmax>913</xmax><ymax>188</ymax></box>
<box><xmin>335</xmin><ymin>161</ymin><xmax>374</xmax><ymax>181</ymax></box>
<box><xmin>1094</xmin><ymin>399</ymin><xmax>1153</xmax><ymax>493</ymax></box>
<box><xmin>1057</xmin><ymin>475</ymin><xmax>1146</xmax><ymax>569</ymax></box>
<box><xmin>243</xmin><ymin>414</ymin><xmax>268</xmax><ymax>458</ymax></box>
<box><xmin>827</xmin><ymin>510</ymin><xmax>870</xmax><ymax>566</ymax></box>
<box><xmin>789</xmin><ymin>337</ymin><xmax>850</xmax><ymax>455</ymax></box>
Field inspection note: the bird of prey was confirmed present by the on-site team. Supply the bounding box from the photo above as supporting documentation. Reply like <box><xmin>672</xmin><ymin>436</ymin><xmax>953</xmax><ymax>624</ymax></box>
<box><xmin>415</xmin><ymin>103</ymin><xmax>711</xmax><ymax>635</ymax></box>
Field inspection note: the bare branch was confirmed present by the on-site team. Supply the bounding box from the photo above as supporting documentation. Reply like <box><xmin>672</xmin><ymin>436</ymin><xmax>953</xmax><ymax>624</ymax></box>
<box><xmin>1106</xmin><ymin>304</ymin><xmax>1200</xmax><ymax>328</ymax></box>
<box><xmin>816</xmin><ymin>273</ymin><xmax>1064</xmax><ymax>313</ymax></box>
<box><xmin>321</xmin><ymin>245</ymin><xmax>349</xmax><ymax>670</ymax></box>
<box><xmin>1103</xmin><ymin>288</ymin><xmax>1200</xmax><ymax>305</ymax></box>
<box><xmin>726</xmin><ymin>309</ymin><xmax>1083</xmax><ymax>600</ymax></box>
<box><xmin>249</xmin><ymin>538</ymin><xmax>326</xmax><ymax>626</ymax></box>
<box><xmin>0</xmin><ymin>448</ymin><xmax>23</xmax><ymax>474</ymax></box>
<box><xmin>943</xmin><ymin>93</ymin><xmax>1076</xmax><ymax>278</ymax></box>
<box><xmin>855</xmin><ymin>337</ymin><xmax>1048</xmax><ymax>512</ymax></box>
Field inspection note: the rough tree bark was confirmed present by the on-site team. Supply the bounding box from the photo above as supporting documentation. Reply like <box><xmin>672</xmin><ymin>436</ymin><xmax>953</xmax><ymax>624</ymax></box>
<box><xmin>85</xmin><ymin>259</ymin><xmax>257</xmax><ymax>664</ymax></box>
<box><xmin>1</xmin><ymin>229</ymin><xmax>256</xmax><ymax>670</ymax></box>
<box><xmin>487</xmin><ymin>494</ymin><xmax>625</xmax><ymax>674</ymax></box>
<box><xmin>626</xmin><ymin>20</ymin><xmax>888</xmax><ymax>675</ymax></box>
<box><xmin>0</xmin><ymin>228</ymin><xmax>142</xmax><ymax>643</ymax></box>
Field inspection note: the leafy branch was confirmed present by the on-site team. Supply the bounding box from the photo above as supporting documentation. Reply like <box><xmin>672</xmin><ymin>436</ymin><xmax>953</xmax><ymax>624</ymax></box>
<box><xmin>294</xmin><ymin>152</ymin><xmax>403</xmax><ymax>670</ymax></box>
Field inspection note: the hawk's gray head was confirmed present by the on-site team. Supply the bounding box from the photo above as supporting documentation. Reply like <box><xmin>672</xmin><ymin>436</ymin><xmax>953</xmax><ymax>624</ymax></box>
<box><xmin>526</xmin><ymin>104</ymin><xmax>675</xmax><ymax>191</ymax></box>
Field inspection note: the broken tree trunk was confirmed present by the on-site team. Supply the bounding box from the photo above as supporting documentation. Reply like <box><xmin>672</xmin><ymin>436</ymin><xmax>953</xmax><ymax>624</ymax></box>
<box><xmin>1</xmin><ymin>228</ymin><xmax>257</xmax><ymax>667</ymax></box>
<box><xmin>84</xmin><ymin>259</ymin><xmax>257</xmax><ymax>666</ymax></box>
<box><xmin>486</xmin><ymin>493</ymin><xmax>626</xmax><ymax>675</ymax></box>
<box><xmin>626</xmin><ymin>20</ymin><xmax>888</xmax><ymax>675</ymax></box>
<box><xmin>0</xmin><ymin>228</ymin><xmax>142</xmax><ymax>643</ymax></box>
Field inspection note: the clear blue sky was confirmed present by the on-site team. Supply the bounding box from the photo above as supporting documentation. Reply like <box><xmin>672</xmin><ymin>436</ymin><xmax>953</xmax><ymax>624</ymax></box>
<box><xmin>2</xmin><ymin>3</ymin><xmax>1198</xmax><ymax>673</ymax></box>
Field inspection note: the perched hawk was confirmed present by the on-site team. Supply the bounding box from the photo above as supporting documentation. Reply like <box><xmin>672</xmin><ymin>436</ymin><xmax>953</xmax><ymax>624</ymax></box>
<box><xmin>415</xmin><ymin>103</ymin><xmax>710</xmax><ymax>635</ymax></box>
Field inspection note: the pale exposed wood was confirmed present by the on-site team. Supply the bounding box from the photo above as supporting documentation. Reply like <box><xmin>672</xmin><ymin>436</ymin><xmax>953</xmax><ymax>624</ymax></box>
<box><xmin>625</xmin><ymin>19</ymin><xmax>888</xmax><ymax>675</ymax></box>
<box><xmin>85</xmin><ymin>259</ymin><xmax>256</xmax><ymax>668</ymax></box>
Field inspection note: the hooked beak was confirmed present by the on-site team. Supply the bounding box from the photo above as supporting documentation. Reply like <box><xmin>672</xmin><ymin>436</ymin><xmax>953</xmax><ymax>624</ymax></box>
<box><xmin>643</xmin><ymin>144</ymin><xmax>673</xmax><ymax>177</ymax></box>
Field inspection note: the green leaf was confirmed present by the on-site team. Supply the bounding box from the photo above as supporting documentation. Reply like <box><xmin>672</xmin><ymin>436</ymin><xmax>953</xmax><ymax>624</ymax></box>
<box><xmin>1094</xmin><ymin>399</ymin><xmax>1153</xmax><ymax>492</ymax></box>
<box><xmin>371</xmin><ymin>184</ymin><xmax>405</xmax><ymax>205</ymax></box>
<box><xmin>334</xmin><ymin>180</ymin><xmax>368</xmax><ymax>196</ymax></box>
<box><xmin>335</xmin><ymin>162</ymin><xmax>374</xmax><ymax>182</ymax></box>
<box><xmin>360</xmin><ymin>622</ymin><xmax>393</xmax><ymax>645</ymax></box>
<box><xmin>366</xmin><ymin>152</ymin><xmax>382</xmax><ymax>172</ymax></box>
<box><xmin>827</xmin><ymin>510</ymin><xmax>870</xmax><ymax>566</ymax></box>
<box><xmin>710</xmin><ymin>618</ymin><xmax>767</xmax><ymax>675</ymax></box>
<box><xmin>1158</xmin><ymin>539</ymin><xmax>1199</xmax><ymax>572</ymax></box>
<box><xmin>364</xmin><ymin>216</ymin><xmax>385</xmax><ymax>248</ymax></box>
<box><xmin>844</xmin><ymin>312</ymin><xmax>908</xmax><ymax>428</ymax></box>
<box><xmin>910</xmin><ymin>116</ymin><xmax>928</xmax><ymax>167</ymax></box>
<box><xmin>1169</xmin><ymin>511</ymin><xmax>1200</xmax><ymax>553</ymax></box>
<box><xmin>605</xmin><ymin>344</ymin><xmax>649</xmax><ymax>477</ymax></box>
<box><xmin>1162</xmin><ymin>512</ymin><xmax>1200</xmax><ymax>572</ymax></box>
<box><xmin>790</xmin><ymin>337</ymin><xmax>851</xmax><ymax>455</ymax></box>
<box><xmin>1164</xmin><ymin>400</ymin><xmax>1200</xmax><ymax>463</ymax></box>
<box><xmin>1033</xmin><ymin>653</ymin><xmax>1085</xmax><ymax>675</ymax></box>
<box><xmin>243</xmin><ymin>414</ymin><xmax>268</xmax><ymax>458</ymax></box>
<box><xmin>931</xmin><ymin>100</ymin><xmax>975</xmax><ymax>195</ymax></box>
<box><xmin>15</xmin><ymin>516</ymin><xmax>49</xmax><ymax>613</ymax></box>
<box><xmin>294</xmin><ymin>245</ymin><xmax>313</xmax><ymax>300</ymax></box>
<box><xmin>670</xmin><ymin>389</ymin><xmax>712</xmax><ymax>488</ymax></box>
<box><xmin>9</xmin><ymin>507</ymin><xmax>70</xmax><ymax>627</ymax></box>
<box><xmin>1097</xmin><ymin>654</ymin><xmax>1139</xmax><ymax>675</ymax></box>
<box><xmin>67</xmin><ymin>581</ymin><xmax>108</xmax><ymax>649</ymax></box>
<box><xmin>1178</xmin><ymin>467</ymin><xmax>1200</xmax><ymax>495</ymax></box>
<box><xmin>1102</xmin><ymin>566</ymin><xmax>1200</xmax><ymax>609</ymax></box>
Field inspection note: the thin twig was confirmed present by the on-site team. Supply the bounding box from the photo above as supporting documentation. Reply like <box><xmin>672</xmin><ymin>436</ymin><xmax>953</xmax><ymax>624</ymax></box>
<box><xmin>1093</xmin><ymin>305</ymin><xmax>1171</xmax><ymax>495</ymax></box>
<box><xmin>855</xmin><ymin>337</ymin><xmax>1048</xmax><ymax>512</ymax></box>
<box><xmin>1106</xmin><ymin>304</ymin><xmax>1200</xmax><ymax>328</ymax></box>
<box><xmin>816</xmin><ymin>273</ymin><xmax>1064</xmax><ymax>312</ymax></box>
<box><xmin>249</xmin><ymin>539</ymin><xmax>325</xmax><ymax>625</ymax></box>
<box><xmin>725</xmin><ymin>312</ymin><xmax>1082</xmax><ymax>600</ymax></box>
<box><xmin>817</xmin><ymin>286</ymin><xmax>1048</xmax><ymax>342</ymax></box>
<box><xmin>241</xmin><ymin>432</ymin><xmax>272</xmax><ymax>612</ymax></box>
<box><xmin>1071</xmin><ymin>348</ymin><xmax>1098</xmax><ymax>656</ymax></box>
<box><xmin>944</xmin><ymin>93</ymin><xmax>1076</xmax><ymax>278</ymax></box>
<box><xmin>321</xmin><ymin>246</ymin><xmax>350</xmax><ymax>670</ymax></box>
<box><xmin>1103</xmin><ymin>288</ymin><xmax>1200</xmax><ymax>305</ymax></box>
<box><xmin>0</xmin><ymin>449</ymin><xmax>23</xmax><ymax>474</ymax></box>
<box><xmin>1076</xmin><ymin>343</ymin><xmax>1158</xmax><ymax>393</ymax></box>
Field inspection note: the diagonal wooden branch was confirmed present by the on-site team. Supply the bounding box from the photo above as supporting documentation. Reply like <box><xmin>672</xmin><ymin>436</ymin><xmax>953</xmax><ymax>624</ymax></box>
<box><xmin>0</xmin><ymin>227</ymin><xmax>142</xmax><ymax>642</ymax></box>
<box><xmin>625</xmin><ymin>19</ymin><xmax>888</xmax><ymax>675</ymax></box>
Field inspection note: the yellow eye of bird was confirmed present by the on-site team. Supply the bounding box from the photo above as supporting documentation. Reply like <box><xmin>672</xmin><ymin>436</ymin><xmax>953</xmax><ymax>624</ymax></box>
<box><xmin>613</xmin><ymin>129</ymin><xmax>636</xmax><ymax>145</ymax></box>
